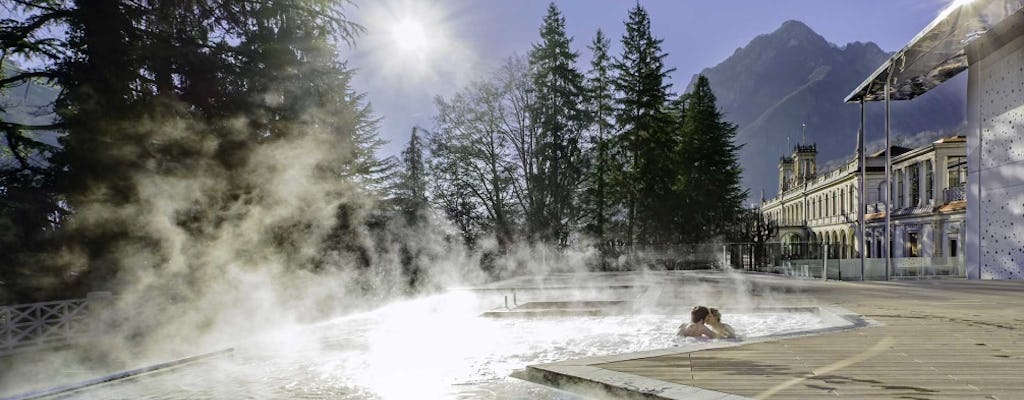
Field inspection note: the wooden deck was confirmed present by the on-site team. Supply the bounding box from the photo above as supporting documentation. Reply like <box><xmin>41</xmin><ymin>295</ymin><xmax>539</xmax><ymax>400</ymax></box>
<box><xmin>531</xmin><ymin>278</ymin><xmax>1024</xmax><ymax>399</ymax></box>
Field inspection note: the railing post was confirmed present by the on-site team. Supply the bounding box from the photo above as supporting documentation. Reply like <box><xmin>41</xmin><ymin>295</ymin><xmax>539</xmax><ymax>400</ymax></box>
<box><xmin>1</xmin><ymin>305</ymin><xmax>9</xmax><ymax>353</ymax></box>
<box><xmin>823</xmin><ymin>243</ymin><xmax>829</xmax><ymax>281</ymax></box>
<box><xmin>86</xmin><ymin>292</ymin><xmax>113</xmax><ymax>339</ymax></box>
<box><xmin>722</xmin><ymin>245</ymin><xmax>728</xmax><ymax>270</ymax></box>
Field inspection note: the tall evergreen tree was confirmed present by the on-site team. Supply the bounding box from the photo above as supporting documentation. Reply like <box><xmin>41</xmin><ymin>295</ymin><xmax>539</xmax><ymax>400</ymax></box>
<box><xmin>678</xmin><ymin>75</ymin><xmax>747</xmax><ymax>241</ymax></box>
<box><xmin>0</xmin><ymin>0</ymin><xmax>67</xmax><ymax>301</ymax></box>
<box><xmin>0</xmin><ymin>1</ymin><xmax>385</xmax><ymax>300</ymax></box>
<box><xmin>528</xmin><ymin>3</ymin><xmax>586</xmax><ymax>246</ymax></box>
<box><xmin>395</xmin><ymin>126</ymin><xmax>428</xmax><ymax>221</ymax></box>
<box><xmin>612</xmin><ymin>4</ymin><xmax>677</xmax><ymax>246</ymax></box>
<box><xmin>583</xmin><ymin>29</ymin><xmax>615</xmax><ymax>242</ymax></box>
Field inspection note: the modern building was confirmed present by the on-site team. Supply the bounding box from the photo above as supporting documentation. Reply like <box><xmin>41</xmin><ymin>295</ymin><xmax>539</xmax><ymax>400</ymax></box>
<box><xmin>845</xmin><ymin>0</ymin><xmax>1024</xmax><ymax>279</ymax></box>
<box><xmin>761</xmin><ymin>136</ymin><xmax>967</xmax><ymax>276</ymax></box>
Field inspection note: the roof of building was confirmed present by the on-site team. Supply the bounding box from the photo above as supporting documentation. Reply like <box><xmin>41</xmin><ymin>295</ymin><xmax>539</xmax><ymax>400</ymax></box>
<box><xmin>845</xmin><ymin>0</ymin><xmax>1023</xmax><ymax>103</ymax></box>
<box><xmin>934</xmin><ymin>135</ymin><xmax>967</xmax><ymax>144</ymax></box>
<box><xmin>868</xmin><ymin>145</ymin><xmax>913</xmax><ymax>158</ymax></box>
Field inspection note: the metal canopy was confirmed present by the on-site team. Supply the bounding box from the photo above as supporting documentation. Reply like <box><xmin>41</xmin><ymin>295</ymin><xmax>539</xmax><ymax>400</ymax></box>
<box><xmin>845</xmin><ymin>0</ymin><xmax>1024</xmax><ymax>103</ymax></box>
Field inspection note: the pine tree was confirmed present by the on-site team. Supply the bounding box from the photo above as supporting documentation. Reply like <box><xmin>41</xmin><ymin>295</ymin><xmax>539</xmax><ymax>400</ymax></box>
<box><xmin>679</xmin><ymin>75</ymin><xmax>747</xmax><ymax>242</ymax></box>
<box><xmin>1</xmin><ymin>0</ymin><xmax>380</xmax><ymax>298</ymax></box>
<box><xmin>613</xmin><ymin>4</ymin><xmax>677</xmax><ymax>246</ymax></box>
<box><xmin>528</xmin><ymin>3</ymin><xmax>587</xmax><ymax>246</ymax></box>
<box><xmin>584</xmin><ymin>29</ymin><xmax>615</xmax><ymax>243</ymax></box>
<box><xmin>396</xmin><ymin>127</ymin><xmax>428</xmax><ymax>221</ymax></box>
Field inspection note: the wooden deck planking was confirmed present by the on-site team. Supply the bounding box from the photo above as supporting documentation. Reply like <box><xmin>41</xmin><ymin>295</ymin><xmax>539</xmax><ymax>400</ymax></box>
<box><xmin>591</xmin><ymin>279</ymin><xmax>1024</xmax><ymax>399</ymax></box>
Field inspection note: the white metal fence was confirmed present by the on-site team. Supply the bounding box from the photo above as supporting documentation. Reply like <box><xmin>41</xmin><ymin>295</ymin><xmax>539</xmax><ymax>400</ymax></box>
<box><xmin>0</xmin><ymin>293</ymin><xmax>107</xmax><ymax>356</ymax></box>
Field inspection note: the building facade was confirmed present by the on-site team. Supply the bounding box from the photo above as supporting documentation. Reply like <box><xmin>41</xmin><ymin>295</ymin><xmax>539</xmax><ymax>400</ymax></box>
<box><xmin>761</xmin><ymin>137</ymin><xmax>967</xmax><ymax>271</ymax></box>
<box><xmin>842</xmin><ymin>2</ymin><xmax>1023</xmax><ymax>279</ymax></box>
<box><xmin>965</xmin><ymin>9</ymin><xmax>1024</xmax><ymax>280</ymax></box>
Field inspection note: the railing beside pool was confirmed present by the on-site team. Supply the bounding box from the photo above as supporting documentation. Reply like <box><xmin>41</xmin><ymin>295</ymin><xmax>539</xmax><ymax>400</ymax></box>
<box><xmin>0</xmin><ymin>292</ymin><xmax>112</xmax><ymax>357</ymax></box>
<box><xmin>723</xmin><ymin>242</ymin><xmax>966</xmax><ymax>280</ymax></box>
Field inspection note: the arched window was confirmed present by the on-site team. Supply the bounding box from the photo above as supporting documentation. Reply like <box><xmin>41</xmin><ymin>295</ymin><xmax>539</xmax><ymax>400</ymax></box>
<box><xmin>841</xmin><ymin>232</ymin><xmax>847</xmax><ymax>259</ymax></box>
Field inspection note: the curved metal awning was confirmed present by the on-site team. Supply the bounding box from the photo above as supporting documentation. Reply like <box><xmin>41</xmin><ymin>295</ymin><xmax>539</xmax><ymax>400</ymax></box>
<box><xmin>845</xmin><ymin>0</ymin><xmax>1024</xmax><ymax>103</ymax></box>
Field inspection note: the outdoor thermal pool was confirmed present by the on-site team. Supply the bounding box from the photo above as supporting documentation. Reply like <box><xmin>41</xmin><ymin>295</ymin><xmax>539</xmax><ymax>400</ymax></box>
<box><xmin>13</xmin><ymin>272</ymin><xmax>855</xmax><ymax>399</ymax></box>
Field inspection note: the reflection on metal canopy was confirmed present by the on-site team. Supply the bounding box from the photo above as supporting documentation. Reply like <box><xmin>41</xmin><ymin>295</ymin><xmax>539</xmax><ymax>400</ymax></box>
<box><xmin>845</xmin><ymin>0</ymin><xmax>1024</xmax><ymax>103</ymax></box>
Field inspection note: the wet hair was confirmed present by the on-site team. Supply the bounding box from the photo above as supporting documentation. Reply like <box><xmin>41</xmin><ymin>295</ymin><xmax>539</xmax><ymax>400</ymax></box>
<box><xmin>709</xmin><ymin>308</ymin><xmax>722</xmax><ymax>320</ymax></box>
<box><xmin>691</xmin><ymin>306</ymin><xmax>710</xmax><ymax>323</ymax></box>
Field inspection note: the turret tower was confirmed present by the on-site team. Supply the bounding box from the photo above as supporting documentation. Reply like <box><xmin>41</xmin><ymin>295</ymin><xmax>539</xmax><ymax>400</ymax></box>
<box><xmin>778</xmin><ymin>143</ymin><xmax>817</xmax><ymax>193</ymax></box>
<box><xmin>793</xmin><ymin>143</ymin><xmax>817</xmax><ymax>184</ymax></box>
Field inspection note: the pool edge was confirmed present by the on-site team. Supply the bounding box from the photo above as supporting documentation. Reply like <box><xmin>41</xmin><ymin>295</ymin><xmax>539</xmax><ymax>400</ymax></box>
<box><xmin>513</xmin><ymin>306</ymin><xmax>881</xmax><ymax>400</ymax></box>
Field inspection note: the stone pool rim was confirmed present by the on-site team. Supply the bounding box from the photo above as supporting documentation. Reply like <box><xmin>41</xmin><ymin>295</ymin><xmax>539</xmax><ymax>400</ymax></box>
<box><xmin>513</xmin><ymin>306</ymin><xmax>880</xmax><ymax>400</ymax></box>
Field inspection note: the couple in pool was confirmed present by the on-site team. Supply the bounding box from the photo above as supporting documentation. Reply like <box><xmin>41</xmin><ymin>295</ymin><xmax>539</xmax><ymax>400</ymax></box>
<box><xmin>677</xmin><ymin>306</ymin><xmax>737</xmax><ymax>339</ymax></box>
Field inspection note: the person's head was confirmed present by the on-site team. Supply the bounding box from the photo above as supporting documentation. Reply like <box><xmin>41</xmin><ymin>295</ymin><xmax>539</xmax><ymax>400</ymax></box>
<box><xmin>709</xmin><ymin>308</ymin><xmax>723</xmax><ymax>321</ymax></box>
<box><xmin>691</xmin><ymin>306</ymin><xmax>710</xmax><ymax>323</ymax></box>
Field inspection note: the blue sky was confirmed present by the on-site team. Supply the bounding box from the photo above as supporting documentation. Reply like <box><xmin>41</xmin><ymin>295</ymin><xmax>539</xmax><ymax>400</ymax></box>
<box><xmin>346</xmin><ymin>0</ymin><xmax>956</xmax><ymax>158</ymax></box>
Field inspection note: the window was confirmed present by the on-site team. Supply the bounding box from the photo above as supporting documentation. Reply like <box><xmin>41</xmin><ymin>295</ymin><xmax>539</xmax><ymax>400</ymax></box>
<box><xmin>950</xmin><ymin>238</ymin><xmax>958</xmax><ymax>257</ymax></box>
<box><xmin>848</xmin><ymin>185</ymin><xmax>854</xmax><ymax>213</ymax></box>
<box><xmin>948</xmin><ymin>156</ymin><xmax>967</xmax><ymax>187</ymax></box>
<box><xmin>897</xmin><ymin>170</ymin><xmax>904</xmax><ymax>207</ymax></box>
<box><xmin>925</xmin><ymin>161</ymin><xmax>934</xmax><ymax>202</ymax></box>
<box><xmin>890</xmin><ymin>175</ymin><xmax>896</xmax><ymax>206</ymax></box>
<box><xmin>909</xmin><ymin>163</ymin><xmax>920</xmax><ymax>206</ymax></box>
<box><xmin>832</xmin><ymin>192</ymin><xmax>836</xmax><ymax>216</ymax></box>
<box><xmin>876</xmin><ymin>240</ymin><xmax>882</xmax><ymax>259</ymax></box>
<box><xmin>908</xmin><ymin>232</ymin><xmax>919</xmax><ymax>257</ymax></box>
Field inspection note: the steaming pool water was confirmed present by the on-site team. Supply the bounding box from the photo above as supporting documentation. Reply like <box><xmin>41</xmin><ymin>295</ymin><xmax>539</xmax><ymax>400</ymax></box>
<box><xmin>50</xmin><ymin>290</ymin><xmax>839</xmax><ymax>400</ymax></box>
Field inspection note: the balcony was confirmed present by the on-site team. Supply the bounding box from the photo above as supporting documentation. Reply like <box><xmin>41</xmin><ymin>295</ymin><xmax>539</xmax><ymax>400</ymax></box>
<box><xmin>943</xmin><ymin>184</ymin><xmax>966</xmax><ymax>202</ymax></box>
<box><xmin>778</xmin><ymin>220</ymin><xmax>806</xmax><ymax>228</ymax></box>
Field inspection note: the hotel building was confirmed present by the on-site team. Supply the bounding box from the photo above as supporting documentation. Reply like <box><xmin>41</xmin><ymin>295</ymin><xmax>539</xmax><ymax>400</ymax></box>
<box><xmin>761</xmin><ymin>136</ymin><xmax>967</xmax><ymax>276</ymax></box>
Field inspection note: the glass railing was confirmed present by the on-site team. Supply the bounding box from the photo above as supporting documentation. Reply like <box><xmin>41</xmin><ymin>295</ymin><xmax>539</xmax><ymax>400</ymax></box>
<box><xmin>943</xmin><ymin>184</ymin><xmax>966</xmax><ymax>202</ymax></box>
<box><xmin>724</xmin><ymin>242</ymin><xmax>966</xmax><ymax>280</ymax></box>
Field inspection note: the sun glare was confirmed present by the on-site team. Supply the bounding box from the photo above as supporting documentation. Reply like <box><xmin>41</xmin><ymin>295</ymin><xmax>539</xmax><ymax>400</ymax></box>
<box><xmin>391</xmin><ymin>18</ymin><xmax>430</xmax><ymax>56</ymax></box>
<box><xmin>358</xmin><ymin>0</ymin><xmax>473</xmax><ymax>84</ymax></box>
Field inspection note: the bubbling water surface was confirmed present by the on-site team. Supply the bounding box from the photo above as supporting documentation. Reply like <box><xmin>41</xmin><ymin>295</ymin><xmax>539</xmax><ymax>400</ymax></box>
<box><xmin>64</xmin><ymin>291</ymin><xmax>834</xmax><ymax>399</ymax></box>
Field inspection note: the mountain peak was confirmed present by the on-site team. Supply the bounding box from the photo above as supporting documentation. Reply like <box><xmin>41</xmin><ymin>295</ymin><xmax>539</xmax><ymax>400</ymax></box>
<box><xmin>690</xmin><ymin>20</ymin><xmax>965</xmax><ymax>198</ymax></box>
<box><xmin>841</xmin><ymin>40</ymin><xmax>887</xmax><ymax>59</ymax></box>
<box><xmin>774</xmin><ymin>20</ymin><xmax>818</xmax><ymax>38</ymax></box>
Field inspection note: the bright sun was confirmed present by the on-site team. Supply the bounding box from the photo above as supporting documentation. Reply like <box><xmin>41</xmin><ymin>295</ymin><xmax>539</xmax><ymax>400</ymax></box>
<box><xmin>390</xmin><ymin>18</ymin><xmax>430</xmax><ymax>56</ymax></box>
<box><xmin>363</xmin><ymin>0</ymin><xmax>466</xmax><ymax>80</ymax></box>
